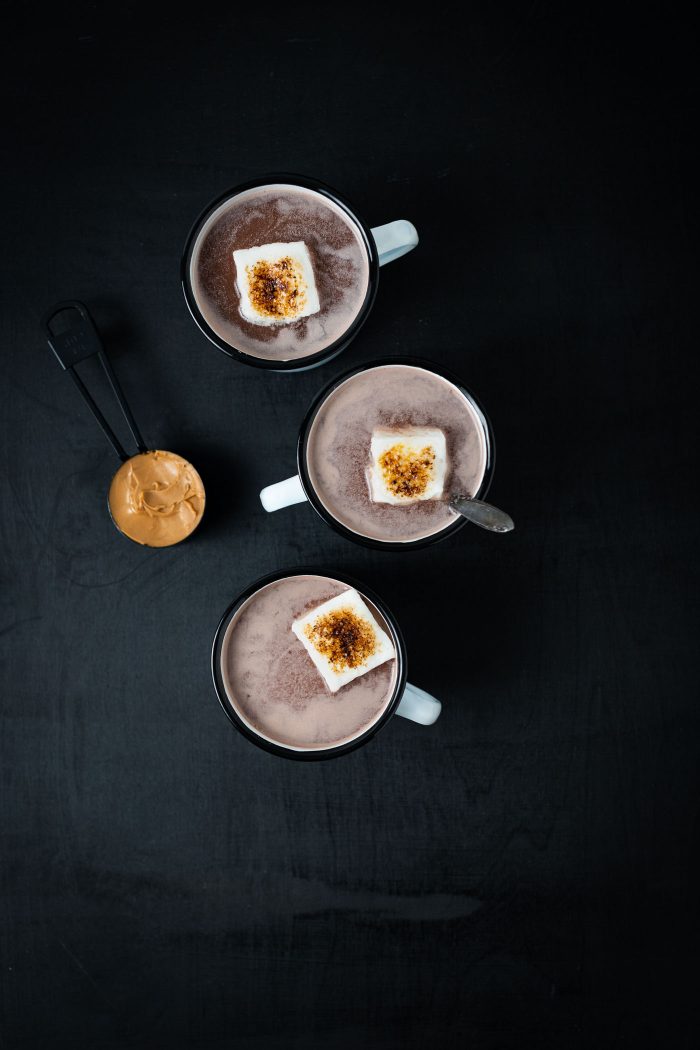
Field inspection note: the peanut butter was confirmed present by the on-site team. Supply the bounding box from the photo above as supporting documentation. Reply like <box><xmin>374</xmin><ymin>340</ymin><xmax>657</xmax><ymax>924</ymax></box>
<box><xmin>108</xmin><ymin>450</ymin><xmax>205</xmax><ymax>547</ymax></box>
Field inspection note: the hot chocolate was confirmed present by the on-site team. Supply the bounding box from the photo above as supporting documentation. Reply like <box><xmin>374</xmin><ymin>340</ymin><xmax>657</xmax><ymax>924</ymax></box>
<box><xmin>189</xmin><ymin>184</ymin><xmax>370</xmax><ymax>362</ymax></box>
<box><xmin>219</xmin><ymin>575</ymin><xmax>398</xmax><ymax>751</ymax></box>
<box><xmin>304</xmin><ymin>364</ymin><xmax>488</xmax><ymax>543</ymax></box>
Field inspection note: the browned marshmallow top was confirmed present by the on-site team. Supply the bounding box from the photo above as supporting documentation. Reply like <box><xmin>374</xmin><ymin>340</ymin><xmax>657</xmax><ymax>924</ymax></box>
<box><xmin>378</xmin><ymin>443</ymin><xmax>436</xmax><ymax>499</ymax></box>
<box><xmin>246</xmin><ymin>256</ymin><xmax>307</xmax><ymax>320</ymax></box>
<box><xmin>303</xmin><ymin>607</ymin><xmax>378</xmax><ymax>673</ymax></box>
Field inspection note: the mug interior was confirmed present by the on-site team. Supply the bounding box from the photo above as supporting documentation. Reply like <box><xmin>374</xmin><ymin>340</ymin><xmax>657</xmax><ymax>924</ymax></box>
<box><xmin>211</xmin><ymin>570</ymin><xmax>407</xmax><ymax>760</ymax></box>
<box><xmin>298</xmin><ymin>358</ymin><xmax>496</xmax><ymax>550</ymax></box>
<box><xmin>182</xmin><ymin>175</ymin><xmax>379</xmax><ymax>371</ymax></box>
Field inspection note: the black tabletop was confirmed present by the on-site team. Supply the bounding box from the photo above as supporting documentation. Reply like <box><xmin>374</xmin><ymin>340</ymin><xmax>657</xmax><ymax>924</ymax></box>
<box><xmin>1</xmin><ymin>7</ymin><xmax>696</xmax><ymax>1049</ymax></box>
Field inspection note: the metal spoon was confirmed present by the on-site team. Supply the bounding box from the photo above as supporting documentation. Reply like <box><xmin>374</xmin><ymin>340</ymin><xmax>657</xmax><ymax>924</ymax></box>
<box><xmin>450</xmin><ymin>493</ymin><xmax>515</xmax><ymax>533</ymax></box>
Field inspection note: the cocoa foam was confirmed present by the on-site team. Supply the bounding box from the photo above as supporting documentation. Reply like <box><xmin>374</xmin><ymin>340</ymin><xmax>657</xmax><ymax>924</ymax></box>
<box><xmin>190</xmin><ymin>185</ymin><xmax>370</xmax><ymax>362</ymax></box>
<box><xmin>220</xmin><ymin>575</ymin><xmax>398</xmax><ymax>750</ymax></box>
<box><xmin>304</xmin><ymin>364</ymin><xmax>488</xmax><ymax>543</ymax></box>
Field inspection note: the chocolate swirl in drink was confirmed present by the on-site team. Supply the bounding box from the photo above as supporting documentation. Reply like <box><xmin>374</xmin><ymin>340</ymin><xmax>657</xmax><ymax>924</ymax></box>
<box><xmin>304</xmin><ymin>364</ymin><xmax>488</xmax><ymax>543</ymax></box>
<box><xmin>189</xmin><ymin>184</ymin><xmax>370</xmax><ymax>362</ymax></box>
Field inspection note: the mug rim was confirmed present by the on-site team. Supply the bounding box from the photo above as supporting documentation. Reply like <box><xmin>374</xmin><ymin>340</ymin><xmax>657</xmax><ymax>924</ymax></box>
<box><xmin>181</xmin><ymin>173</ymin><xmax>380</xmax><ymax>372</ymax></box>
<box><xmin>296</xmin><ymin>357</ymin><xmax>496</xmax><ymax>551</ymax></box>
<box><xmin>211</xmin><ymin>567</ymin><xmax>409</xmax><ymax>761</ymax></box>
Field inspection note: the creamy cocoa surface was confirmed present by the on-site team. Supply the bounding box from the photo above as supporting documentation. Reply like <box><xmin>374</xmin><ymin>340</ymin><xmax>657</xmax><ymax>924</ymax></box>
<box><xmin>305</xmin><ymin>364</ymin><xmax>488</xmax><ymax>543</ymax></box>
<box><xmin>108</xmin><ymin>450</ymin><xmax>205</xmax><ymax>547</ymax></box>
<box><xmin>190</xmin><ymin>184</ymin><xmax>370</xmax><ymax>362</ymax></box>
<box><xmin>220</xmin><ymin>575</ymin><xmax>398</xmax><ymax>750</ymax></box>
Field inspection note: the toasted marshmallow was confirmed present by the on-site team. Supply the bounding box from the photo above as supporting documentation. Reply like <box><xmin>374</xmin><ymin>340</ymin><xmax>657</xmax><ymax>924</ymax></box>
<box><xmin>292</xmin><ymin>589</ymin><xmax>396</xmax><ymax>693</ymax></box>
<box><xmin>368</xmin><ymin>427</ymin><xmax>447</xmax><ymax>504</ymax></box>
<box><xmin>233</xmin><ymin>241</ymin><xmax>320</xmax><ymax>326</ymax></box>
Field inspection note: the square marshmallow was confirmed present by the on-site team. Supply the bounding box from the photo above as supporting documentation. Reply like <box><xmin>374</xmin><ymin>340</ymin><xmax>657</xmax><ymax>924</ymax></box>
<box><xmin>233</xmin><ymin>241</ymin><xmax>320</xmax><ymax>326</ymax></box>
<box><xmin>368</xmin><ymin>427</ymin><xmax>447</xmax><ymax>504</ymax></box>
<box><xmin>292</xmin><ymin>589</ymin><xmax>396</xmax><ymax>693</ymax></box>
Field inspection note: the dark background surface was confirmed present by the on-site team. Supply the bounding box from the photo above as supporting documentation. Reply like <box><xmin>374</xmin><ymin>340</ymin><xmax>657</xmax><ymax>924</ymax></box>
<box><xmin>1</xmin><ymin>5</ymin><xmax>697</xmax><ymax>1048</ymax></box>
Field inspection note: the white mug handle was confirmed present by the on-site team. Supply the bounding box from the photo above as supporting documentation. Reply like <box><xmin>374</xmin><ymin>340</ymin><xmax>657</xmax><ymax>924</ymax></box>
<box><xmin>396</xmin><ymin>682</ymin><xmax>441</xmax><ymax>725</ymax></box>
<box><xmin>371</xmin><ymin>220</ymin><xmax>419</xmax><ymax>266</ymax></box>
<box><xmin>260</xmin><ymin>474</ymin><xmax>308</xmax><ymax>512</ymax></box>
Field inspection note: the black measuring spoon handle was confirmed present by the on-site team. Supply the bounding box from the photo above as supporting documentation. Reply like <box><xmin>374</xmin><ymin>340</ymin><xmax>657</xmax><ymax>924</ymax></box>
<box><xmin>43</xmin><ymin>301</ymin><xmax>148</xmax><ymax>462</ymax></box>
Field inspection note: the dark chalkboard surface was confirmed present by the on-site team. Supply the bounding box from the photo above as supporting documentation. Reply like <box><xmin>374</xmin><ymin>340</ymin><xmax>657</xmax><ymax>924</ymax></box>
<box><xmin>1</xmin><ymin>6</ymin><xmax>696</xmax><ymax>1048</ymax></box>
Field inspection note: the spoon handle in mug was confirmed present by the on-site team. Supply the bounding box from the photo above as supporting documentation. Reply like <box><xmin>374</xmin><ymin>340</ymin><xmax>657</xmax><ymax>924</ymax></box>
<box><xmin>451</xmin><ymin>494</ymin><xmax>515</xmax><ymax>533</ymax></box>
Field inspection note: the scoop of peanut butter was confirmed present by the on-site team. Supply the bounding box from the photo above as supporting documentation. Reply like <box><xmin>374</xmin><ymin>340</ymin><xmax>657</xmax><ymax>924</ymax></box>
<box><xmin>108</xmin><ymin>450</ymin><xmax>205</xmax><ymax>547</ymax></box>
